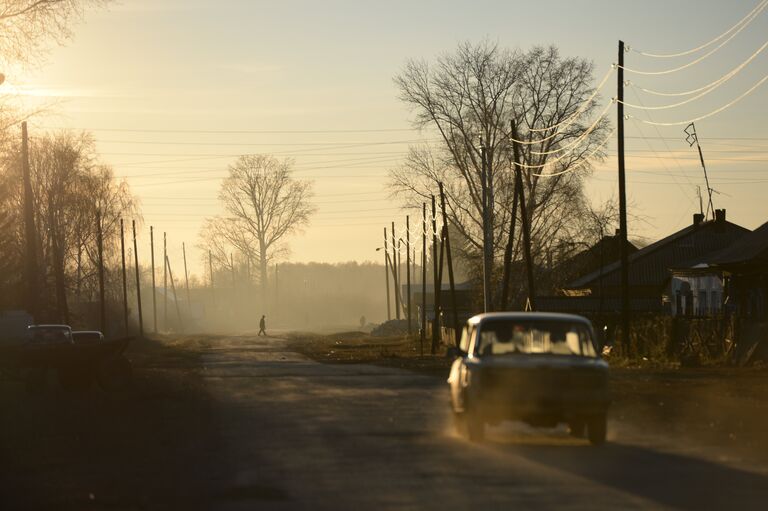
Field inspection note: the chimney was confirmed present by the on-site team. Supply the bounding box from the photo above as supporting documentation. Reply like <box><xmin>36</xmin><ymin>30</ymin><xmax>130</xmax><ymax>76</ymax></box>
<box><xmin>715</xmin><ymin>209</ymin><xmax>726</xmax><ymax>223</ymax></box>
<box><xmin>693</xmin><ymin>213</ymin><xmax>705</xmax><ymax>225</ymax></box>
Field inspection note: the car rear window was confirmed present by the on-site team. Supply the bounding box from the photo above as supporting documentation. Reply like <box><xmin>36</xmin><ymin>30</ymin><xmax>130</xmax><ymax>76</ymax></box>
<box><xmin>477</xmin><ymin>320</ymin><xmax>597</xmax><ymax>357</ymax></box>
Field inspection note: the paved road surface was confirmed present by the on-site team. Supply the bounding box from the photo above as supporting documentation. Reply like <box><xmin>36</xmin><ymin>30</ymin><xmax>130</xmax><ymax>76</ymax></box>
<box><xmin>3</xmin><ymin>334</ymin><xmax>768</xmax><ymax>510</ymax></box>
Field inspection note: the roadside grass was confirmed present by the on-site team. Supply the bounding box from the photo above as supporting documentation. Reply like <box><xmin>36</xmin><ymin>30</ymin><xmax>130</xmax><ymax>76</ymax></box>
<box><xmin>286</xmin><ymin>332</ymin><xmax>453</xmax><ymax>378</ymax></box>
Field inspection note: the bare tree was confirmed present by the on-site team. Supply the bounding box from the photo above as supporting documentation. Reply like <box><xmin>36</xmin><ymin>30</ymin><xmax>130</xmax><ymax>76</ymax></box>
<box><xmin>391</xmin><ymin>42</ymin><xmax>611</xmax><ymax>308</ymax></box>
<box><xmin>202</xmin><ymin>154</ymin><xmax>315</xmax><ymax>303</ymax></box>
<box><xmin>0</xmin><ymin>0</ymin><xmax>108</xmax><ymax>66</ymax></box>
<box><xmin>0</xmin><ymin>130</ymin><xmax>137</xmax><ymax>322</ymax></box>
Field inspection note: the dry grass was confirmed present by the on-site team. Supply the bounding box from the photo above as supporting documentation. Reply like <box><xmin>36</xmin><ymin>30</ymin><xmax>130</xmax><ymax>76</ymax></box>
<box><xmin>286</xmin><ymin>332</ymin><xmax>453</xmax><ymax>378</ymax></box>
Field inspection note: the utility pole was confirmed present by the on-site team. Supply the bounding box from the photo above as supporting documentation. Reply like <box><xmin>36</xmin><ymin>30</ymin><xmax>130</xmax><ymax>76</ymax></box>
<box><xmin>182</xmin><ymin>242</ymin><xmax>191</xmax><ymax>308</ymax></box>
<box><xmin>431</xmin><ymin>195</ymin><xmax>440</xmax><ymax>354</ymax></box>
<box><xmin>500</xmin><ymin>149</ymin><xmax>520</xmax><ymax>311</ymax></box>
<box><xmin>406</xmin><ymin>215</ymin><xmax>412</xmax><ymax>335</ymax></box>
<box><xmin>150</xmin><ymin>226</ymin><xmax>157</xmax><ymax>333</ymax></box>
<box><xmin>209</xmin><ymin>250</ymin><xmax>215</xmax><ymax>308</ymax></box>
<box><xmin>163</xmin><ymin>231</ymin><xmax>168</xmax><ymax>331</ymax></box>
<box><xmin>421</xmin><ymin>203</ymin><xmax>427</xmax><ymax>356</ymax></box>
<box><xmin>439</xmin><ymin>182</ymin><xmax>459</xmax><ymax>346</ymax></box>
<box><xmin>391</xmin><ymin>222</ymin><xmax>400</xmax><ymax>320</ymax></box>
<box><xmin>132</xmin><ymin>220</ymin><xmax>144</xmax><ymax>337</ymax></box>
<box><xmin>511</xmin><ymin>122</ymin><xmax>536</xmax><ymax>311</ymax></box>
<box><xmin>480</xmin><ymin>146</ymin><xmax>492</xmax><ymax>312</ymax></box>
<box><xmin>21</xmin><ymin>121</ymin><xmax>38</xmax><ymax>319</ymax></box>
<box><xmin>120</xmin><ymin>219</ymin><xmax>129</xmax><ymax>335</ymax></box>
<box><xmin>384</xmin><ymin>227</ymin><xmax>391</xmax><ymax>320</ymax></box>
<box><xmin>618</xmin><ymin>40</ymin><xmax>631</xmax><ymax>347</ymax></box>
<box><xmin>166</xmin><ymin>255</ymin><xmax>183</xmax><ymax>332</ymax></box>
<box><xmin>96</xmin><ymin>209</ymin><xmax>106</xmax><ymax>334</ymax></box>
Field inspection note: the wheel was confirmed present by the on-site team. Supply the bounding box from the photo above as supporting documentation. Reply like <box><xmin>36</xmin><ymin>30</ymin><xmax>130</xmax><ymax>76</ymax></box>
<box><xmin>587</xmin><ymin>414</ymin><xmax>607</xmax><ymax>445</ymax></box>
<box><xmin>97</xmin><ymin>355</ymin><xmax>133</xmax><ymax>392</ymax></box>
<box><xmin>58</xmin><ymin>367</ymin><xmax>94</xmax><ymax>392</ymax></box>
<box><xmin>568</xmin><ymin>419</ymin><xmax>586</xmax><ymax>438</ymax></box>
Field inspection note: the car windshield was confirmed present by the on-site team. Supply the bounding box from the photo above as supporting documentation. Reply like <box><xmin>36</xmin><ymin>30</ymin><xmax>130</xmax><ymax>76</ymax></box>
<box><xmin>477</xmin><ymin>320</ymin><xmax>597</xmax><ymax>357</ymax></box>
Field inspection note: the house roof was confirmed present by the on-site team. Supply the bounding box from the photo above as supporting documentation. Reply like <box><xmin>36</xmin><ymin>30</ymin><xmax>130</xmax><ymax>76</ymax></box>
<box><xmin>566</xmin><ymin>216</ymin><xmax>750</xmax><ymax>290</ymax></box>
<box><xmin>709</xmin><ymin>221</ymin><xmax>768</xmax><ymax>266</ymax></box>
<box><xmin>557</xmin><ymin>235</ymin><xmax>638</xmax><ymax>279</ymax></box>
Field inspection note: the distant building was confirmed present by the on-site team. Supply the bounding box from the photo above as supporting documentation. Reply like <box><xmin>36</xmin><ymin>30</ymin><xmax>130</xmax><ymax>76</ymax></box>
<box><xmin>540</xmin><ymin>210</ymin><xmax>749</xmax><ymax>314</ymax></box>
<box><xmin>670</xmin><ymin>219</ymin><xmax>768</xmax><ymax>319</ymax></box>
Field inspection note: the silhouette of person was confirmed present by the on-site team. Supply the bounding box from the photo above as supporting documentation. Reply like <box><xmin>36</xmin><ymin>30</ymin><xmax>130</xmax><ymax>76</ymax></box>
<box><xmin>258</xmin><ymin>315</ymin><xmax>267</xmax><ymax>336</ymax></box>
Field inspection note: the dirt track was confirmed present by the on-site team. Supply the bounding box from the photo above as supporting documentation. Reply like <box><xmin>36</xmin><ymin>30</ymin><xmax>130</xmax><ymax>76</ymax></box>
<box><xmin>2</xmin><ymin>334</ymin><xmax>768</xmax><ymax>510</ymax></box>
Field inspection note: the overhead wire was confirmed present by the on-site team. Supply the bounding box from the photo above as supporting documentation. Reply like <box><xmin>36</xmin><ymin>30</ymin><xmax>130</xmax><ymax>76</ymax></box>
<box><xmin>630</xmin><ymin>72</ymin><xmax>768</xmax><ymax>126</ymax></box>
<box><xmin>629</xmin><ymin>0</ymin><xmax>768</xmax><ymax>58</ymax></box>
<box><xmin>621</xmin><ymin>0</ymin><xmax>767</xmax><ymax>75</ymax></box>
<box><xmin>621</xmin><ymin>39</ymin><xmax>768</xmax><ymax>109</ymax></box>
<box><xmin>528</xmin><ymin>128</ymin><xmax>616</xmax><ymax>178</ymax></box>
<box><xmin>631</xmin><ymin>38</ymin><xmax>768</xmax><ymax>97</ymax></box>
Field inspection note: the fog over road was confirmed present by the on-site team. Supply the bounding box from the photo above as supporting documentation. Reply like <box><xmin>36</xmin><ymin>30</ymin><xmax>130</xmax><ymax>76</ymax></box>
<box><xmin>4</xmin><ymin>335</ymin><xmax>768</xmax><ymax>510</ymax></box>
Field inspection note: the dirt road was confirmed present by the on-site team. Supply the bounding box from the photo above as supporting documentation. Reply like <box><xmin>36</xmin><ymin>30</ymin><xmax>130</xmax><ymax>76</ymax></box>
<box><xmin>2</xmin><ymin>334</ymin><xmax>767</xmax><ymax>510</ymax></box>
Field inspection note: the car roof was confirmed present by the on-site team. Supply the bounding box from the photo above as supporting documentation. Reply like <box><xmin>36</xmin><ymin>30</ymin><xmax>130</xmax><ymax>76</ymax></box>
<box><xmin>467</xmin><ymin>312</ymin><xmax>592</xmax><ymax>325</ymax></box>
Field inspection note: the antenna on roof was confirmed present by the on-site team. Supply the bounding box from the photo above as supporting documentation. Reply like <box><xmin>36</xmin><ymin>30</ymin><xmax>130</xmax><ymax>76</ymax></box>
<box><xmin>684</xmin><ymin>123</ymin><xmax>715</xmax><ymax>220</ymax></box>
<box><xmin>696</xmin><ymin>186</ymin><xmax>703</xmax><ymax>216</ymax></box>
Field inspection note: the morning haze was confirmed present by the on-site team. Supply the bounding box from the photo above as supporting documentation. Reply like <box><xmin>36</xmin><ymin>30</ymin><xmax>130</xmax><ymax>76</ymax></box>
<box><xmin>1</xmin><ymin>0</ymin><xmax>768</xmax><ymax>509</ymax></box>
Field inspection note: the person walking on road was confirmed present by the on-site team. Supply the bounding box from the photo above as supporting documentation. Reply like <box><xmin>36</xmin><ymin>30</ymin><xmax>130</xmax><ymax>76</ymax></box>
<box><xmin>258</xmin><ymin>315</ymin><xmax>267</xmax><ymax>336</ymax></box>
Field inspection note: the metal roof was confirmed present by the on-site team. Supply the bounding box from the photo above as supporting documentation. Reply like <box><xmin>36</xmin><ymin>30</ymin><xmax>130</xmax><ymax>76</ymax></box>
<box><xmin>566</xmin><ymin>218</ymin><xmax>749</xmax><ymax>290</ymax></box>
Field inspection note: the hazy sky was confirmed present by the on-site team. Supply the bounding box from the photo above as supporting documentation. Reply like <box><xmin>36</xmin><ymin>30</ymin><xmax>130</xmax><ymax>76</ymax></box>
<box><xmin>6</xmin><ymin>0</ymin><xmax>768</xmax><ymax>276</ymax></box>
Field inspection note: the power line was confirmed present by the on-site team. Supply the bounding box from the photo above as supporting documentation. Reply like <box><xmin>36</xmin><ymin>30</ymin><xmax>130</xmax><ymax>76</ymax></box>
<box><xmin>34</xmin><ymin>125</ymin><xmax>421</xmax><ymax>134</ymax></box>
<box><xmin>621</xmin><ymin>0</ymin><xmax>767</xmax><ymax>74</ymax></box>
<box><xmin>629</xmin><ymin>0</ymin><xmax>768</xmax><ymax>58</ymax></box>
<box><xmin>631</xmin><ymin>72</ymin><xmax>768</xmax><ymax>126</ymax></box>
<box><xmin>621</xmin><ymin>40</ymin><xmax>768</xmax><ymax>109</ymax></box>
<box><xmin>631</xmin><ymin>38</ymin><xmax>768</xmax><ymax>98</ymax></box>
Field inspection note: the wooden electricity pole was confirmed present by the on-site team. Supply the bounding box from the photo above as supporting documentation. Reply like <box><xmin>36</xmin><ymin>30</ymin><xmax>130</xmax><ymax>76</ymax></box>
<box><xmin>439</xmin><ymin>182</ymin><xmax>459</xmax><ymax>346</ymax></box>
<box><xmin>96</xmin><ymin>209</ymin><xmax>106</xmax><ymax>334</ymax></box>
<box><xmin>21</xmin><ymin>121</ymin><xmax>38</xmax><ymax>319</ymax></box>
<box><xmin>166</xmin><ymin>255</ymin><xmax>183</xmax><ymax>332</ymax></box>
<box><xmin>406</xmin><ymin>215</ymin><xmax>412</xmax><ymax>335</ymax></box>
<box><xmin>209</xmin><ymin>249</ymin><xmax>215</xmax><ymax>307</ymax></box>
<box><xmin>618</xmin><ymin>40</ymin><xmax>630</xmax><ymax>345</ymax></box>
<box><xmin>480</xmin><ymin>146</ymin><xmax>492</xmax><ymax>312</ymax></box>
<box><xmin>431</xmin><ymin>195</ymin><xmax>440</xmax><ymax>354</ymax></box>
<box><xmin>132</xmin><ymin>220</ymin><xmax>144</xmax><ymax>336</ymax></box>
<box><xmin>383</xmin><ymin>227</ymin><xmax>391</xmax><ymax>320</ymax></box>
<box><xmin>120</xmin><ymin>219</ymin><xmax>129</xmax><ymax>335</ymax></box>
<box><xmin>391</xmin><ymin>222</ymin><xmax>400</xmax><ymax>320</ymax></box>
<box><xmin>421</xmin><ymin>202</ymin><xmax>427</xmax><ymax>356</ymax></box>
<box><xmin>150</xmin><ymin>226</ymin><xmax>157</xmax><ymax>333</ymax></box>
<box><xmin>182</xmin><ymin>242</ymin><xmax>191</xmax><ymax>308</ymax></box>
<box><xmin>511</xmin><ymin>122</ymin><xmax>536</xmax><ymax>311</ymax></box>
<box><xmin>163</xmin><ymin>231</ymin><xmax>168</xmax><ymax>330</ymax></box>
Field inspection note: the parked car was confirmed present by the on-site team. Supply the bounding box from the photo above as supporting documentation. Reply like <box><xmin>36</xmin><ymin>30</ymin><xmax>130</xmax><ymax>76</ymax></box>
<box><xmin>26</xmin><ymin>324</ymin><xmax>74</xmax><ymax>346</ymax></box>
<box><xmin>447</xmin><ymin>312</ymin><xmax>610</xmax><ymax>444</ymax></box>
<box><xmin>19</xmin><ymin>325</ymin><xmax>132</xmax><ymax>392</ymax></box>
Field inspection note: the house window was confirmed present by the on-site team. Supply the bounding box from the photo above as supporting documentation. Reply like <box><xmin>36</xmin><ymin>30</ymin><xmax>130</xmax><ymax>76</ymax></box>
<box><xmin>711</xmin><ymin>290</ymin><xmax>720</xmax><ymax>314</ymax></box>
<box><xmin>699</xmin><ymin>291</ymin><xmax>708</xmax><ymax>316</ymax></box>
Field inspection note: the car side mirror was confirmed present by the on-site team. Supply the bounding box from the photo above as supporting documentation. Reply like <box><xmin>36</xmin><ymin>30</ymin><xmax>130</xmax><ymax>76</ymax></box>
<box><xmin>446</xmin><ymin>346</ymin><xmax>466</xmax><ymax>359</ymax></box>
